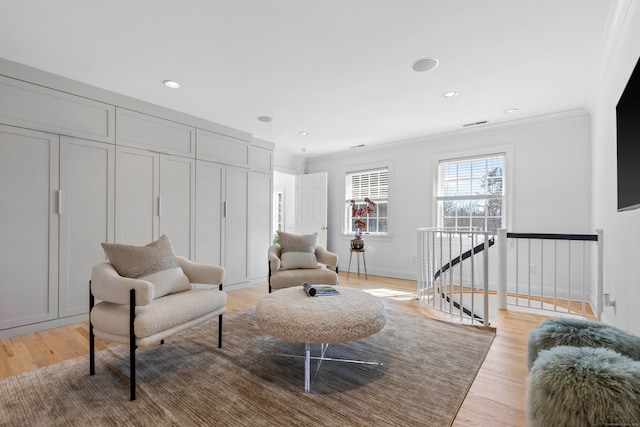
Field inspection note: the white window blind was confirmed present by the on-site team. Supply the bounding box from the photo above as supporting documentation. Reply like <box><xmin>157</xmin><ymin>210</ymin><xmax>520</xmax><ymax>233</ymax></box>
<box><xmin>436</xmin><ymin>154</ymin><xmax>504</xmax><ymax>233</ymax></box>
<box><xmin>346</xmin><ymin>168</ymin><xmax>389</xmax><ymax>200</ymax></box>
<box><xmin>345</xmin><ymin>167</ymin><xmax>389</xmax><ymax>234</ymax></box>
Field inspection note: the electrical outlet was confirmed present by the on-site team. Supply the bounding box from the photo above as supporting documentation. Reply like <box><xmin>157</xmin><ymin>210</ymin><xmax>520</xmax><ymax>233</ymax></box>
<box><xmin>409</xmin><ymin>256</ymin><xmax>417</xmax><ymax>264</ymax></box>
<box><xmin>529</xmin><ymin>265</ymin><xmax>537</xmax><ymax>274</ymax></box>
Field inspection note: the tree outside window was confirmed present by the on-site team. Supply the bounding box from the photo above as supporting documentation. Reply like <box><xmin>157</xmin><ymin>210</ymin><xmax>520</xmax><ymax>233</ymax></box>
<box><xmin>437</xmin><ymin>154</ymin><xmax>504</xmax><ymax>234</ymax></box>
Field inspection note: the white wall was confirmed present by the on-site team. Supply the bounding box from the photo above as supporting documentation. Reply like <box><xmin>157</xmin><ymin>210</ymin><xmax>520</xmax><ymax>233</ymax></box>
<box><xmin>274</xmin><ymin>150</ymin><xmax>306</xmax><ymax>175</ymax></box>
<box><xmin>588</xmin><ymin>1</ymin><xmax>640</xmax><ymax>334</ymax></box>
<box><xmin>306</xmin><ymin>112</ymin><xmax>592</xmax><ymax>280</ymax></box>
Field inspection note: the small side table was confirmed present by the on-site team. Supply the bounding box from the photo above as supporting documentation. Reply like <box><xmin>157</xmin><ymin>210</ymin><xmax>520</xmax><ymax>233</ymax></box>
<box><xmin>347</xmin><ymin>247</ymin><xmax>367</xmax><ymax>279</ymax></box>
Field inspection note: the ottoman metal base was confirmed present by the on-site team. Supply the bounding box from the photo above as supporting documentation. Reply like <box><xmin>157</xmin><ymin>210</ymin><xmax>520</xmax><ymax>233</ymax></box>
<box><xmin>256</xmin><ymin>286</ymin><xmax>386</xmax><ymax>393</ymax></box>
<box><xmin>267</xmin><ymin>342</ymin><xmax>382</xmax><ymax>392</ymax></box>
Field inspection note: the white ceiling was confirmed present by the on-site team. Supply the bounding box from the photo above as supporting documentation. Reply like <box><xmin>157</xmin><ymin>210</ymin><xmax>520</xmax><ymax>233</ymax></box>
<box><xmin>0</xmin><ymin>1</ymin><xmax>617</xmax><ymax>157</ymax></box>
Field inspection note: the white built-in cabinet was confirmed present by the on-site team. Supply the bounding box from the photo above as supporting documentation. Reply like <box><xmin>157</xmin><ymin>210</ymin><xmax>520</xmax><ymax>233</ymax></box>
<box><xmin>0</xmin><ymin>65</ymin><xmax>273</xmax><ymax>338</ymax></box>
<box><xmin>249</xmin><ymin>171</ymin><xmax>273</xmax><ymax>280</ymax></box>
<box><xmin>115</xmin><ymin>146</ymin><xmax>195</xmax><ymax>258</ymax></box>
<box><xmin>195</xmin><ymin>160</ymin><xmax>224</xmax><ymax>267</ymax></box>
<box><xmin>0</xmin><ymin>76</ymin><xmax>115</xmax><ymax>143</ymax></box>
<box><xmin>194</xmin><ymin>161</ymin><xmax>250</xmax><ymax>287</ymax></box>
<box><xmin>196</xmin><ymin>129</ymin><xmax>248</xmax><ymax>167</ymax></box>
<box><xmin>194</xmin><ymin>162</ymin><xmax>273</xmax><ymax>286</ymax></box>
<box><xmin>0</xmin><ymin>127</ymin><xmax>115</xmax><ymax>331</ymax></box>
<box><xmin>224</xmin><ymin>166</ymin><xmax>249</xmax><ymax>286</ymax></box>
<box><xmin>248</xmin><ymin>143</ymin><xmax>274</xmax><ymax>280</ymax></box>
<box><xmin>0</xmin><ymin>125</ymin><xmax>60</xmax><ymax>330</ymax></box>
<box><xmin>59</xmin><ymin>136</ymin><xmax>115</xmax><ymax>317</ymax></box>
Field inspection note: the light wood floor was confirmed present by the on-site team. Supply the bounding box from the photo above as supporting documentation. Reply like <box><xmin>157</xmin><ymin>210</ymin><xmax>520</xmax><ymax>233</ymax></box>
<box><xmin>0</xmin><ymin>272</ymin><xmax>551</xmax><ymax>426</ymax></box>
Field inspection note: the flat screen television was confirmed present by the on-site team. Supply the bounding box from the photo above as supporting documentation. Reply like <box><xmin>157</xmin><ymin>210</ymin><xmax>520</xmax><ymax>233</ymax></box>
<box><xmin>617</xmin><ymin>56</ymin><xmax>640</xmax><ymax>211</ymax></box>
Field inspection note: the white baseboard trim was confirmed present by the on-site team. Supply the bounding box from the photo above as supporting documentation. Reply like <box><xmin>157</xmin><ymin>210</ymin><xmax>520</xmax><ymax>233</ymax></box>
<box><xmin>0</xmin><ymin>314</ymin><xmax>88</xmax><ymax>340</ymax></box>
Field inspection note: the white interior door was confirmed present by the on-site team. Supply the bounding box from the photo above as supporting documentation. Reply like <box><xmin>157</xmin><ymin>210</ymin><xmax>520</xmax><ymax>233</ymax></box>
<box><xmin>295</xmin><ymin>172</ymin><xmax>328</xmax><ymax>248</ymax></box>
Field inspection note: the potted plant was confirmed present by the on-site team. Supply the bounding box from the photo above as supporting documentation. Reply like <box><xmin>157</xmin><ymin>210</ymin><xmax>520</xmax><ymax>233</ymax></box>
<box><xmin>348</xmin><ymin>197</ymin><xmax>376</xmax><ymax>249</ymax></box>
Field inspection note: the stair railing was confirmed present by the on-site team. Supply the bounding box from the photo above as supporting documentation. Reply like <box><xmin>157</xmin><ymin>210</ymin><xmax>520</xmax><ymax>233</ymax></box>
<box><xmin>497</xmin><ymin>229</ymin><xmax>603</xmax><ymax>319</ymax></box>
<box><xmin>417</xmin><ymin>228</ymin><xmax>491</xmax><ymax>326</ymax></box>
<box><xmin>418</xmin><ymin>228</ymin><xmax>603</xmax><ymax>323</ymax></box>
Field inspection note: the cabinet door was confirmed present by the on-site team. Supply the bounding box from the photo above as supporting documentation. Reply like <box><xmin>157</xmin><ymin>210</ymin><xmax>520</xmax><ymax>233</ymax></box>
<box><xmin>159</xmin><ymin>155</ymin><xmax>195</xmax><ymax>258</ymax></box>
<box><xmin>59</xmin><ymin>137</ymin><xmax>114</xmax><ymax>317</ymax></box>
<box><xmin>196</xmin><ymin>129</ymin><xmax>249</xmax><ymax>167</ymax></box>
<box><xmin>249</xmin><ymin>172</ymin><xmax>272</xmax><ymax>279</ymax></box>
<box><xmin>224</xmin><ymin>166</ymin><xmax>249</xmax><ymax>286</ymax></box>
<box><xmin>0</xmin><ymin>125</ymin><xmax>59</xmax><ymax>330</ymax></box>
<box><xmin>115</xmin><ymin>146</ymin><xmax>159</xmax><ymax>245</ymax></box>
<box><xmin>116</xmin><ymin>108</ymin><xmax>195</xmax><ymax>157</ymax></box>
<box><xmin>0</xmin><ymin>76</ymin><xmax>115</xmax><ymax>144</ymax></box>
<box><xmin>195</xmin><ymin>161</ymin><xmax>224</xmax><ymax>266</ymax></box>
<box><xmin>249</xmin><ymin>145</ymin><xmax>273</xmax><ymax>174</ymax></box>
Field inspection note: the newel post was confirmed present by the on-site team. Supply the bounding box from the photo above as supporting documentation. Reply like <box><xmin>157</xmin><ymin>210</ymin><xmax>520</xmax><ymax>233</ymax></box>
<box><xmin>497</xmin><ymin>228</ymin><xmax>508</xmax><ymax>310</ymax></box>
<box><xmin>596</xmin><ymin>229</ymin><xmax>604</xmax><ymax>320</ymax></box>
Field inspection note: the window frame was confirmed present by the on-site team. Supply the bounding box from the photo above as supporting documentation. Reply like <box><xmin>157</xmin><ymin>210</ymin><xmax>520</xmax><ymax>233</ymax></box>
<box><xmin>272</xmin><ymin>189</ymin><xmax>284</xmax><ymax>235</ymax></box>
<box><xmin>343</xmin><ymin>163</ymin><xmax>391</xmax><ymax>238</ymax></box>
<box><xmin>433</xmin><ymin>147</ymin><xmax>512</xmax><ymax>234</ymax></box>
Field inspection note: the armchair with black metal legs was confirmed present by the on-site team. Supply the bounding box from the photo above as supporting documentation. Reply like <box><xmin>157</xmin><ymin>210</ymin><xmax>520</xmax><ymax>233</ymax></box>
<box><xmin>89</xmin><ymin>255</ymin><xmax>226</xmax><ymax>401</ymax></box>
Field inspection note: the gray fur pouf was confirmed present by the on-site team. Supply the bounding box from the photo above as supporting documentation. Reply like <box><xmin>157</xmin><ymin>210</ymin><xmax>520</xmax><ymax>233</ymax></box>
<box><xmin>528</xmin><ymin>345</ymin><xmax>640</xmax><ymax>427</ymax></box>
<box><xmin>527</xmin><ymin>317</ymin><xmax>640</xmax><ymax>369</ymax></box>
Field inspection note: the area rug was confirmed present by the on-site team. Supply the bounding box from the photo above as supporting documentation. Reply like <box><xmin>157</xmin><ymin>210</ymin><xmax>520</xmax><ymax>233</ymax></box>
<box><xmin>0</xmin><ymin>309</ymin><xmax>495</xmax><ymax>426</ymax></box>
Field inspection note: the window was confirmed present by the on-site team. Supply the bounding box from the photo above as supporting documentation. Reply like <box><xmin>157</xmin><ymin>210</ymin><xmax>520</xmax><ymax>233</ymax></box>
<box><xmin>436</xmin><ymin>154</ymin><xmax>504</xmax><ymax>234</ymax></box>
<box><xmin>273</xmin><ymin>190</ymin><xmax>283</xmax><ymax>234</ymax></box>
<box><xmin>345</xmin><ymin>167</ymin><xmax>389</xmax><ymax>235</ymax></box>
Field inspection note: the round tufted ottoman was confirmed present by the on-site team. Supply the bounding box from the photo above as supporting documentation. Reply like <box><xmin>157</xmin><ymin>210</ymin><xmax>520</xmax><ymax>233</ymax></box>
<box><xmin>256</xmin><ymin>286</ymin><xmax>386</xmax><ymax>392</ymax></box>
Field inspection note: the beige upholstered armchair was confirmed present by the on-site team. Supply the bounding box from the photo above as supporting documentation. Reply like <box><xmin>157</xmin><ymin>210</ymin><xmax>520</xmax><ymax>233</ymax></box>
<box><xmin>268</xmin><ymin>231</ymin><xmax>338</xmax><ymax>292</ymax></box>
<box><xmin>89</xmin><ymin>235</ymin><xmax>226</xmax><ymax>400</ymax></box>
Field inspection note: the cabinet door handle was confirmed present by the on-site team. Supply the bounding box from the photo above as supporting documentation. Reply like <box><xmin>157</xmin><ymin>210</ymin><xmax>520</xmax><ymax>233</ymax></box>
<box><xmin>223</xmin><ymin>201</ymin><xmax>227</xmax><ymax>218</ymax></box>
<box><xmin>157</xmin><ymin>197</ymin><xmax>161</xmax><ymax>217</ymax></box>
<box><xmin>57</xmin><ymin>189</ymin><xmax>62</xmax><ymax>215</ymax></box>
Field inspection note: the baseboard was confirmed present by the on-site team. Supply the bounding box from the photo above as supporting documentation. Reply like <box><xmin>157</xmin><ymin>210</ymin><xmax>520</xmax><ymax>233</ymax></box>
<box><xmin>0</xmin><ymin>314</ymin><xmax>88</xmax><ymax>340</ymax></box>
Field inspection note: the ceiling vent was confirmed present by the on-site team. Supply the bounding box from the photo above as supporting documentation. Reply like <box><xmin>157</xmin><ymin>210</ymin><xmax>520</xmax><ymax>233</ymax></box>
<box><xmin>462</xmin><ymin>120</ymin><xmax>488</xmax><ymax>127</ymax></box>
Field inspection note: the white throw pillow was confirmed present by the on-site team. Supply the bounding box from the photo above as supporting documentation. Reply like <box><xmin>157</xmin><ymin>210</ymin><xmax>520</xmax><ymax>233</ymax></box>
<box><xmin>280</xmin><ymin>252</ymin><xmax>320</xmax><ymax>270</ymax></box>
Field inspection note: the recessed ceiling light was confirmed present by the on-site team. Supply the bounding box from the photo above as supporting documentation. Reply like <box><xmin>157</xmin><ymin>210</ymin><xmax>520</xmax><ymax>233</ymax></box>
<box><xmin>299</xmin><ymin>131</ymin><xmax>309</xmax><ymax>136</ymax></box>
<box><xmin>411</xmin><ymin>57</ymin><xmax>439</xmax><ymax>72</ymax></box>
<box><xmin>257</xmin><ymin>116</ymin><xmax>274</xmax><ymax>122</ymax></box>
<box><xmin>505</xmin><ymin>108</ymin><xmax>519</xmax><ymax>114</ymax></box>
<box><xmin>163</xmin><ymin>80</ymin><xmax>180</xmax><ymax>89</ymax></box>
<box><xmin>443</xmin><ymin>91</ymin><xmax>458</xmax><ymax>98</ymax></box>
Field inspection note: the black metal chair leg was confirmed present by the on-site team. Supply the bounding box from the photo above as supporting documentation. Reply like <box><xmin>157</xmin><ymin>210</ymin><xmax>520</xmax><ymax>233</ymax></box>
<box><xmin>129</xmin><ymin>289</ymin><xmax>136</xmax><ymax>401</ymax></box>
<box><xmin>89</xmin><ymin>281</ymin><xmax>95</xmax><ymax>376</ymax></box>
<box><xmin>218</xmin><ymin>283</ymin><xmax>223</xmax><ymax>348</ymax></box>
